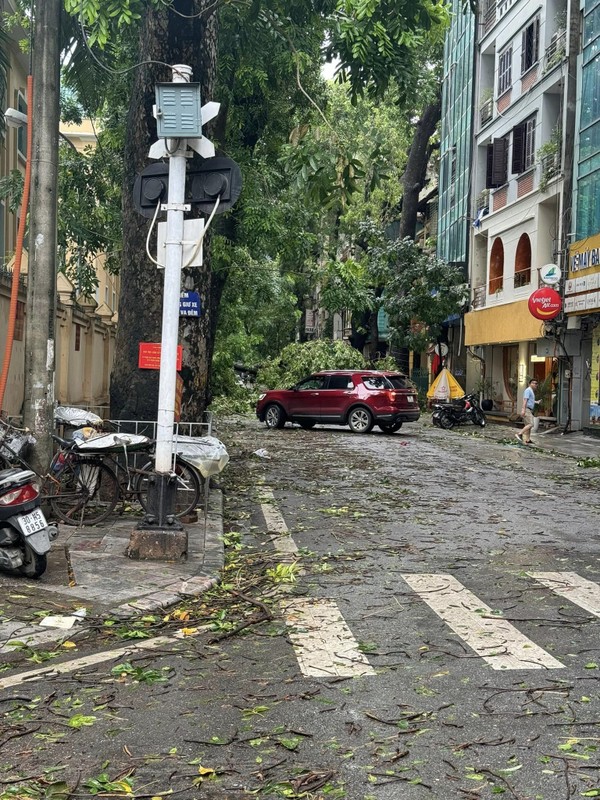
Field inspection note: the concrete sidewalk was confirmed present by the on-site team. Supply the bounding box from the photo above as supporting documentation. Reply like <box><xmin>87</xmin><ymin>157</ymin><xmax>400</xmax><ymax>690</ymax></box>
<box><xmin>483</xmin><ymin>420</ymin><xmax>600</xmax><ymax>460</ymax></box>
<box><xmin>22</xmin><ymin>490</ymin><xmax>224</xmax><ymax>620</ymax></box>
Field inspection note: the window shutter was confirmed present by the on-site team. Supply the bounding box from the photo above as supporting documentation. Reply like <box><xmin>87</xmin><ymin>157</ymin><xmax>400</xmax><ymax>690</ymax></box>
<box><xmin>512</xmin><ymin>123</ymin><xmax>525</xmax><ymax>174</ymax></box>
<box><xmin>486</xmin><ymin>144</ymin><xmax>494</xmax><ymax>188</ymax></box>
<box><xmin>534</xmin><ymin>18</ymin><xmax>540</xmax><ymax>63</ymax></box>
<box><xmin>492</xmin><ymin>138</ymin><xmax>507</xmax><ymax>186</ymax></box>
<box><xmin>521</xmin><ymin>28</ymin><xmax>527</xmax><ymax>73</ymax></box>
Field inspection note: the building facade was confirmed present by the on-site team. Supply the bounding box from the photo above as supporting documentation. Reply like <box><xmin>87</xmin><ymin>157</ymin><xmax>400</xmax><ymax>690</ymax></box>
<box><xmin>567</xmin><ymin>0</ymin><xmax>600</xmax><ymax>430</ymax></box>
<box><xmin>462</xmin><ymin>0</ymin><xmax>573</xmax><ymax>422</ymax></box>
<box><xmin>0</xmin><ymin>3</ymin><xmax>117</xmax><ymax>419</ymax></box>
<box><xmin>437</xmin><ymin>0</ymin><xmax>476</xmax><ymax>389</ymax></box>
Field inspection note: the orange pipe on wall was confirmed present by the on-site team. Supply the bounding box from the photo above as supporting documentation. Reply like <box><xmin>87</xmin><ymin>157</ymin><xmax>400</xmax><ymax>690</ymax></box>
<box><xmin>0</xmin><ymin>74</ymin><xmax>33</xmax><ymax>414</ymax></box>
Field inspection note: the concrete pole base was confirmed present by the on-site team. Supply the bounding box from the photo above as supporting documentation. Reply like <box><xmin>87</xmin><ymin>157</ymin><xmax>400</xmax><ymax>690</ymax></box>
<box><xmin>126</xmin><ymin>528</ymin><xmax>188</xmax><ymax>561</ymax></box>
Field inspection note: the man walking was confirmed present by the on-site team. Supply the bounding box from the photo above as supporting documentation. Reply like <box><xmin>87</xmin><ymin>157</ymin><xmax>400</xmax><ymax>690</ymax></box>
<box><xmin>516</xmin><ymin>378</ymin><xmax>539</xmax><ymax>445</ymax></box>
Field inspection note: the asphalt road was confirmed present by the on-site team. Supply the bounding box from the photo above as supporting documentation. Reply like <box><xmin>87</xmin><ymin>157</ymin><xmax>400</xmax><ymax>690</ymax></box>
<box><xmin>1</xmin><ymin>416</ymin><xmax>599</xmax><ymax>800</ymax></box>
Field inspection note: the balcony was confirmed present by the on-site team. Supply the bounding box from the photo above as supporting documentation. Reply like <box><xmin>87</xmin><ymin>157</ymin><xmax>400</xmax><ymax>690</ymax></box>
<box><xmin>480</xmin><ymin>97</ymin><xmax>493</xmax><ymax>126</ymax></box>
<box><xmin>544</xmin><ymin>30</ymin><xmax>566</xmax><ymax>73</ymax></box>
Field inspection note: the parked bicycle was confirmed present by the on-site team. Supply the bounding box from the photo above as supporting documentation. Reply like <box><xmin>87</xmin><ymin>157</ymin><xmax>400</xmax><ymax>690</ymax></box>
<box><xmin>0</xmin><ymin>417</ymin><xmax>202</xmax><ymax>527</ymax></box>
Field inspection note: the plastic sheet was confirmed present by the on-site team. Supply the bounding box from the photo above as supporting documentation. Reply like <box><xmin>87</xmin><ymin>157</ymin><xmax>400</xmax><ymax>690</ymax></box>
<box><xmin>173</xmin><ymin>435</ymin><xmax>229</xmax><ymax>477</ymax></box>
<box><xmin>72</xmin><ymin>432</ymin><xmax>152</xmax><ymax>452</ymax></box>
<box><xmin>54</xmin><ymin>406</ymin><xmax>104</xmax><ymax>427</ymax></box>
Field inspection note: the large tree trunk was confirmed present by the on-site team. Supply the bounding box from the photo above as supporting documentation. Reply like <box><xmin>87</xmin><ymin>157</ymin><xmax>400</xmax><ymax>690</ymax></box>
<box><xmin>110</xmin><ymin>0</ymin><xmax>218</xmax><ymax>421</ymax></box>
<box><xmin>399</xmin><ymin>93</ymin><xmax>442</xmax><ymax>240</ymax></box>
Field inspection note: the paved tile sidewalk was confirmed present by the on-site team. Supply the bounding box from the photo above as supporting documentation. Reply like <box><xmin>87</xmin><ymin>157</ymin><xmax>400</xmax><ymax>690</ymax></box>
<box><xmin>6</xmin><ymin>490</ymin><xmax>225</xmax><ymax>620</ymax></box>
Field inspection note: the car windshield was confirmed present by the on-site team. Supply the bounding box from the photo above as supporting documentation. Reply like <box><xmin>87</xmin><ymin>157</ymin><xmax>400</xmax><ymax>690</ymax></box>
<box><xmin>387</xmin><ymin>374</ymin><xmax>415</xmax><ymax>390</ymax></box>
<box><xmin>362</xmin><ymin>376</ymin><xmax>393</xmax><ymax>390</ymax></box>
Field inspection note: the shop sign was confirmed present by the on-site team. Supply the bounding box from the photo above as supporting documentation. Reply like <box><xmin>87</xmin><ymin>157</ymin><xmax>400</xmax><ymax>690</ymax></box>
<box><xmin>539</xmin><ymin>263</ymin><xmax>561</xmax><ymax>285</ymax></box>
<box><xmin>528</xmin><ymin>287</ymin><xmax>562</xmax><ymax>320</ymax></box>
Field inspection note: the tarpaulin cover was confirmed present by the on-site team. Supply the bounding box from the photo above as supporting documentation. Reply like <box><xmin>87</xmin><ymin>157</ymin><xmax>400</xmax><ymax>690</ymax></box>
<box><xmin>55</xmin><ymin>406</ymin><xmax>104</xmax><ymax>427</ymax></box>
<box><xmin>73</xmin><ymin>432</ymin><xmax>152</xmax><ymax>452</ymax></box>
<box><xmin>172</xmin><ymin>435</ymin><xmax>229</xmax><ymax>478</ymax></box>
<box><xmin>426</xmin><ymin>368</ymin><xmax>464</xmax><ymax>401</ymax></box>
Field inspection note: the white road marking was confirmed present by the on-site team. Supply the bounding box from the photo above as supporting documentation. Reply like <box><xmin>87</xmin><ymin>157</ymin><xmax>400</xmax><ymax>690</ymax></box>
<box><xmin>260</xmin><ymin>488</ymin><xmax>298</xmax><ymax>554</ymax></box>
<box><xmin>283</xmin><ymin>597</ymin><xmax>375</xmax><ymax>677</ymax></box>
<box><xmin>0</xmin><ymin>626</ymin><xmax>209</xmax><ymax>691</ymax></box>
<box><xmin>528</xmin><ymin>572</ymin><xmax>600</xmax><ymax>617</ymax></box>
<box><xmin>402</xmin><ymin>573</ymin><xmax>564</xmax><ymax>670</ymax></box>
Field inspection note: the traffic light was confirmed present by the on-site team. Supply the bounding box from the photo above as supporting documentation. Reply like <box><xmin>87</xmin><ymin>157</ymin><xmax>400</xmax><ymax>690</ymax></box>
<box><xmin>133</xmin><ymin>157</ymin><xmax>242</xmax><ymax>218</ymax></box>
<box><xmin>133</xmin><ymin>163</ymin><xmax>169</xmax><ymax>219</ymax></box>
<box><xmin>190</xmin><ymin>157</ymin><xmax>242</xmax><ymax>214</ymax></box>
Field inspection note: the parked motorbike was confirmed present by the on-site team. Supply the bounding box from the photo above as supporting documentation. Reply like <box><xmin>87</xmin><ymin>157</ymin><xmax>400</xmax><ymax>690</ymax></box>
<box><xmin>0</xmin><ymin>468</ymin><xmax>58</xmax><ymax>578</ymax></box>
<box><xmin>432</xmin><ymin>393</ymin><xmax>486</xmax><ymax>429</ymax></box>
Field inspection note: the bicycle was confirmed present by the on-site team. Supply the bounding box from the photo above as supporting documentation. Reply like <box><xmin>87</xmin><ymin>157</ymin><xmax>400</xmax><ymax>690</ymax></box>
<box><xmin>46</xmin><ymin>434</ymin><xmax>202</xmax><ymax>526</ymax></box>
<box><xmin>0</xmin><ymin>418</ymin><xmax>202</xmax><ymax>527</ymax></box>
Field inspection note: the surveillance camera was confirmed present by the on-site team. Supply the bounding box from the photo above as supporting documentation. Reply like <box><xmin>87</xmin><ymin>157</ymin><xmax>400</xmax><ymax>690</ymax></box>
<box><xmin>3</xmin><ymin>108</ymin><xmax>27</xmax><ymax>128</ymax></box>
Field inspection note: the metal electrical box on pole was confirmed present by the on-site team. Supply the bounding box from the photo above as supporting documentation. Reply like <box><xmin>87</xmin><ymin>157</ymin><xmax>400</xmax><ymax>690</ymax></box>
<box><xmin>129</xmin><ymin>63</ymin><xmax>242</xmax><ymax>560</ymax></box>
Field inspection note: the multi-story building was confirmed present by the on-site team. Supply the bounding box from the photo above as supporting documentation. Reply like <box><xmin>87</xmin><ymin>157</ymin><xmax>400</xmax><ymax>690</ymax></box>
<box><xmin>567</xmin><ymin>0</ymin><xmax>600</xmax><ymax>431</ymax></box>
<box><xmin>437</xmin><ymin>0</ymin><xmax>475</xmax><ymax>388</ymax></box>
<box><xmin>462</xmin><ymin>0</ymin><xmax>573</xmax><ymax>422</ymax></box>
<box><xmin>0</xmin><ymin>5</ymin><xmax>118</xmax><ymax>419</ymax></box>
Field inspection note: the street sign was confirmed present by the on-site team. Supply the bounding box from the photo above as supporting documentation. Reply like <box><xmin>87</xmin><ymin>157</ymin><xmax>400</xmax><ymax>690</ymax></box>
<box><xmin>528</xmin><ymin>287</ymin><xmax>562</xmax><ymax>320</ymax></box>
<box><xmin>180</xmin><ymin>291</ymin><xmax>201</xmax><ymax>317</ymax></box>
<box><xmin>138</xmin><ymin>342</ymin><xmax>183</xmax><ymax>370</ymax></box>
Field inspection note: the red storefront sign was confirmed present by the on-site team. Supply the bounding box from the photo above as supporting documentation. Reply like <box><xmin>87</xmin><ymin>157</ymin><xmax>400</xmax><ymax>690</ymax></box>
<box><xmin>138</xmin><ymin>342</ymin><xmax>183</xmax><ymax>370</ymax></box>
<box><xmin>528</xmin><ymin>287</ymin><xmax>562</xmax><ymax>320</ymax></box>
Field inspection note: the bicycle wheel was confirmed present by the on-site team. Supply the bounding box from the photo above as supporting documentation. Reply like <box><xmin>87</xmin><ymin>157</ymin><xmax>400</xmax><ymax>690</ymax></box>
<box><xmin>135</xmin><ymin>458</ymin><xmax>201</xmax><ymax>518</ymax></box>
<box><xmin>48</xmin><ymin>458</ymin><xmax>119</xmax><ymax>526</ymax></box>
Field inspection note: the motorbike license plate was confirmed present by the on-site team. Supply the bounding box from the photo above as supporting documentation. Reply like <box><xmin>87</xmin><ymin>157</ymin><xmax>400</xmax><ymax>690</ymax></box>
<box><xmin>19</xmin><ymin>509</ymin><xmax>48</xmax><ymax>535</ymax></box>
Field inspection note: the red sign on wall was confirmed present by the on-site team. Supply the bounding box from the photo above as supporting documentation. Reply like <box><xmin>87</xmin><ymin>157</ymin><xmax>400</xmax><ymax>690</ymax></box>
<box><xmin>528</xmin><ymin>288</ymin><xmax>562</xmax><ymax>320</ymax></box>
<box><xmin>138</xmin><ymin>342</ymin><xmax>183</xmax><ymax>370</ymax></box>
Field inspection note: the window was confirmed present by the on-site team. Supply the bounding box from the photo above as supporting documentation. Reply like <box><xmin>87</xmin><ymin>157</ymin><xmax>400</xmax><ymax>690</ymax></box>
<box><xmin>75</xmin><ymin>324</ymin><xmax>81</xmax><ymax>352</ymax></box>
<box><xmin>104</xmin><ymin>286</ymin><xmax>109</xmax><ymax>304</ymax></box>
<box><xmin>498</xmin><ymin>47</ymin><xmax>512</xmax><ymax>94</ymax></box>
<box><xmin>486</xmin><ymin>138</ymin><xmax>508</xmax><ymax>187</ymax></box>
<box><xmin>296</xmin><ymin>376</ymin><xmax>326</xmax><ymax>390</ymax></box>
<box><xmin>362</xmin><ymin>376</ymin><xmax>392</xmax><ymax>390</ymax></box>
<box><xmin>14</xmin><ymin>302</ymin><xmax>25</xmax><ymax>341</ymax></box>
<box><xmin>512</xmin><ymin>116</ymin><xmax>536</xmax><ymax>173</ymax></box>
<box><xmin>514</xmin><ymin>233</ymin><xmax>532</xmax><ymax>287</ymax></box>
<box><xmin>16</xmin><ymin>92</ymin><xmax>27</xmax><ymax>160</ymax></box>
<box><xmin>521</xmin><ymin>18</ymin><xmax>540</xmax><ymax>73</ymax></box>
<box><xmin>327</xmin><ymin>375</ymin><xmax>354</xmax><ymax>390</ymax></box>
<box><xmin>489</xmin><ymin>237</ymin><xmax>504</xmax><ymax>294</ymax></box>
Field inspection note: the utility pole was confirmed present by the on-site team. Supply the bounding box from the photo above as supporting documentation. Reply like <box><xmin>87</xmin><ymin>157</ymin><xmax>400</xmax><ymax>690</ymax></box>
<box><xmin>23</xmin><ymin>0</ymin><xmax>61</xmax><ymax>472</ymax></box>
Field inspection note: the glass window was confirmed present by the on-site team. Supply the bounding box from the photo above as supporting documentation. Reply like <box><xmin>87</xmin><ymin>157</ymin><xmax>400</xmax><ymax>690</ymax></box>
<box><xmin>581</xmin><ymin>55</ymin><xmax>600</xmax><ymax>129</ymax></box>
<box><xmin>16</xmin><ymin>92</ymin><xmax>27</xmax><ymax>160</ymax></box>
<box><xmin>387</xmin><ymin>374</ymin><xmax>415</xmax><ymax>390</ymax></box>
<box><xmin>577</xmin><ymin>171</ymin><xmax>600</xmax><ymax>239</ymax></box>
<box><xmin>296</xmin><ymin>376</ymin><xmax>326</xmax><ymax>390</ymax></box>
<box><xmin>362</xmin><ymin>376</ymin><xmax>393</xmax><ymax>390</ymax></box>
<box><xmin>521</xmin><ymin>17</ymin><xmax>540</xmax><ymax>73</ymax></box>
<box><xmin>584</xmin><ymin>2</ymin><xmax>600</xmax><ymax>48</ymax></box>
<box><xmin>498</xmin><ymin>47</ymin><xmax>512</xmax><ymax>95</ymax></box>
<box><xmin>326</xmin><ymin>375</ymin><xmax>353</xmax><ymax>390</ymax></box>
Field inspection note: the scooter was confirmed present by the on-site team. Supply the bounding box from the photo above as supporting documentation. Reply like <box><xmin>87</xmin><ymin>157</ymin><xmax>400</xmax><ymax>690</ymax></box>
<box><xmin>432</xmin><ymin>393</ymin><xmax>486</xmax><ymax>429</ymax></box>
<box><xmin>0</xmin><ymin>467</ymin><xmax>58</xmax><ymax>578</ymax></box>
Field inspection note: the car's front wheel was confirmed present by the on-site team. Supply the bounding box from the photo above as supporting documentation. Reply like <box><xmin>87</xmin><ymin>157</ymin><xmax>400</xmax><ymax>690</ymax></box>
<box><xmin>264</xmin><ymin>403</ymin><xmax>286</xmax><ymax>429</ymax></box>
<box><xmin>379</xmin><ymin>421</ymin><xmax>403</xmax><ymax>434</ymax></box>
<box><xmin>348</xmin><ymin>406</ymin><xmax>374</xmax><ymax>434</ymax></box>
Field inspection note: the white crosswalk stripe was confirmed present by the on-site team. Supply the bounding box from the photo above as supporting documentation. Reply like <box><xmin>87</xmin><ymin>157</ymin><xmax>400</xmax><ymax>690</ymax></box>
<box><xmin>282</xmin><ymin>597</ymin><xmax>375</xmax><ymax>677</ymax></box>
<box><xmin>528</xmin><ymin>571</ymin><xmax>600</xmax><ymax>617</ymax></box>
<box><xmin>259</xmin><ymin>487</ymin><xmax>298</xmax><ymax>554</ymax></box>
<box><xmin>401</xmin><ymin>573</ymin><xmax>565</xmax><ymax>671</ymax></box>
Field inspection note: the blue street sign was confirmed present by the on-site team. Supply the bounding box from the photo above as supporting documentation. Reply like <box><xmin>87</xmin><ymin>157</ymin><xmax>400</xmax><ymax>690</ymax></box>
<box><xmin>180</xmin><ymin>291</ymin><xmax>201</xmax><ymax>317</ymax></box>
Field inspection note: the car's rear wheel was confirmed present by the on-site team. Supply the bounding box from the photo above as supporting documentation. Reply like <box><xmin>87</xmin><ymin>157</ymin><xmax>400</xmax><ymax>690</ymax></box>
<box><xmin>264</xmin><ymin>404</ymin><xmax>286</xmax><ymax>429</ymax></box>
<box><xmin>379</xmin><ymin>421</ymin><xmax>402</xmax><ymax>434</ymax></box>
<box><xmin>348</xmin><ymin>406</ymin><xmax>374</xmax><ymax>434</ymax></box>
<box><xmin>299</xmin><ymin>420</ymin><xmax>316</xmax><ymax>429</ymax></box>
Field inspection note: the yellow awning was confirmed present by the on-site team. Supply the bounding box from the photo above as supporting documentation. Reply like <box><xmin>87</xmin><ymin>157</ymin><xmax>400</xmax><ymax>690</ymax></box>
<box><xmin>465</xmin><ymin>299</ymin><xmax>543</xmax><ymax>346</ymax></box>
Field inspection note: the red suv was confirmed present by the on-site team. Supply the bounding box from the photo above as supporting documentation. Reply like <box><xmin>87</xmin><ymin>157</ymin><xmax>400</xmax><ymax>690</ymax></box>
<box><xmin>256</xmin><ymin>370</ymin><xmax>420</xmax><ymax>434</ymax></box>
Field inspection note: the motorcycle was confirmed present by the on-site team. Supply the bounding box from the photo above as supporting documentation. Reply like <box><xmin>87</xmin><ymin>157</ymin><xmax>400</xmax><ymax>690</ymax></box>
<box><xmin>432</xmin><ymin>393</ymin><xmax>486</xmax><ymax>429</ymax></box>
<box><xmin>0</xmin><ymin>467</ymin><xmax>58</xmax><ymax>578</ymax></box>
